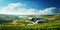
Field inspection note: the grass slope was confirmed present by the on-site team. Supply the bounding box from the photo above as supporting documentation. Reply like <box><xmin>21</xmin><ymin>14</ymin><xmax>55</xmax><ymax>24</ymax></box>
<box><xmin>0</xmin><ymin>14</ymin><xmax>60</xmax><ymax>30</ymax></box>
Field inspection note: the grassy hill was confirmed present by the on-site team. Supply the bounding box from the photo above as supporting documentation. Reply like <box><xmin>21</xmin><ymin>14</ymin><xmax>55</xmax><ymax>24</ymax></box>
<box><xmin>0</xmin><ymin>14</ymin><xmax>60</xmax><ymax>30</ymax></box>
<box><xmin>0</xmin><ymin>19</ymin><xmax>60</xmax><ymax>30</ymax></box>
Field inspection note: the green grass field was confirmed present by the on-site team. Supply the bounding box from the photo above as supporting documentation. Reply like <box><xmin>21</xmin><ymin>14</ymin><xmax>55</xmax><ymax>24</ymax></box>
<box><xmin>0</xmin><ymin>14</ymin><xmax>60</xmax><ymax>30</ymax></box>
<box><xmin>0</xmin><ymin>20</ymin><xmax>60</xmax><ymax>30</ymax></box>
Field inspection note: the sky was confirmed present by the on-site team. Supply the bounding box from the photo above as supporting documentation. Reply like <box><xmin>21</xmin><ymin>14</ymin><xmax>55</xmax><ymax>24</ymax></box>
<box><xmin>0</xmin><ymin>0</ymin><xmax>60</xmax><ymax>15</ymax></box>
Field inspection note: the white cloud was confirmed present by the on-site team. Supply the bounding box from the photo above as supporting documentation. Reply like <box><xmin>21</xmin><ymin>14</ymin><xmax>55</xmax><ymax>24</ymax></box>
<box><xmin>0</xmin><ymin>2</ymin><xmax>58</xmax><ymax>15</ymax></box>
<box><xmin>39</xmin><ymin>7</ymin><xmax>57</xmax><ymax>14</ymax></box>
<box><xmin>0</xmin><ymin>3</ymin><xmax>39</xmax><ymax>15</ymax></box>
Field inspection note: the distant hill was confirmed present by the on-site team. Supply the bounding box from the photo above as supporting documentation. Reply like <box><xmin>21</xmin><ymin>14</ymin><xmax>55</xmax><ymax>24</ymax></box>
<box><xmin>0</xmin><ymin>14</ymin><xmax>60</xmax><ymax>24</ymax></box>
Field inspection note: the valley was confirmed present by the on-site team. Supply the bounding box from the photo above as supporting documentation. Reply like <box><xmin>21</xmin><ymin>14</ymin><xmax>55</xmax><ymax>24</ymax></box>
<box><xmin>0</xmin><ymin>14</ymin><xmax>60</xmax><ymax>30</ymax></box>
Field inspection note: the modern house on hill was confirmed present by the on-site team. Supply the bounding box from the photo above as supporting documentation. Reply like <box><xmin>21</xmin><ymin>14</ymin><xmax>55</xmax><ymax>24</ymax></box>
<box><xmin>28</xmin><ymin>17</ymin><xmax>47</xmax><ymax>24</ymax></box>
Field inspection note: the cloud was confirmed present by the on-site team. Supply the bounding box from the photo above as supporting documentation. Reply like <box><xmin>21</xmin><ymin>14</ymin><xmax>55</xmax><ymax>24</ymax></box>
<box><xmin>0</xmin><ymin>2</ymin><xmax>59</xmax><ymax>15</ymax></box>
<box><xmin>0</xmin><ymin>3</ymin><xmax>39</xmax><ymax>15</ymax></box>
<box><xmin>39</xmin><ymin>7</ymin><xmax>57</xmax><ymax>15</ymax></box>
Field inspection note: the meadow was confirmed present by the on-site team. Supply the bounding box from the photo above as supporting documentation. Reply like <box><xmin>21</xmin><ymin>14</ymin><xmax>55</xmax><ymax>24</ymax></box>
<box><xmin>0</xmin><ymin>14</ymin><xmax>60</xmax><ymax>30</ymax></box>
